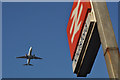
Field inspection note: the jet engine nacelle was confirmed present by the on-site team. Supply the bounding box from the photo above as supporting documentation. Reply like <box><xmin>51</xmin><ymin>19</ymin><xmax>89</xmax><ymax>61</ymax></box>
<box><xmin>33</xmin><ymin>54</ymin><xmax>35</xmax><ymax>56</ymax></box>
<box><xmin>25</xmin><ymin>54</ymin><xmax>27</xmax><ymax>57</ymax></box>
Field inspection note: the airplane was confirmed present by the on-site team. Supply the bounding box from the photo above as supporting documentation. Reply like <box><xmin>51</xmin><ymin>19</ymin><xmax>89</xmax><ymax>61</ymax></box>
<box><xmin>16</xmin><ymin>47</ymin><xmax>42</xmax><ymax>66</ymax></box>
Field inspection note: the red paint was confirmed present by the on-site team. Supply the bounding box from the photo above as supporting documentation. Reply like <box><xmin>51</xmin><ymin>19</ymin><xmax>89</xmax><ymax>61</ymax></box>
<box><xmin>67</xmin><ymin>0</ymin><xmax>91</xmax><ymax>60</ymax></box>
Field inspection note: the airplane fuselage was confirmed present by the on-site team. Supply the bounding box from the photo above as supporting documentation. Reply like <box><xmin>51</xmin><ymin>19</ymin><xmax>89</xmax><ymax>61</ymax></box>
<box><xmin>26</xmin><ymin>47</ymin><xmax>35</xmax><ymax>59</ymax></box>
<box><xmin>26</xmin><ymin>55</ymin><xmax>35</xmax><ymax>59</ymax></box>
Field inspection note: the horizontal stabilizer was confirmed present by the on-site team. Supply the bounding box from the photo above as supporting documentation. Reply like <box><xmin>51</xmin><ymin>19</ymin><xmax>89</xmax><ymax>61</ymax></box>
<box><xmin>23</xmin><ymin>64</ymin><xmax>33</xmax><ymax>66</ymax></box>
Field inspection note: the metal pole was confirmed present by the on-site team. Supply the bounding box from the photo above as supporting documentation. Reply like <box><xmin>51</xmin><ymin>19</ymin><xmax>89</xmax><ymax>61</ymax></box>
<box><xmin>91</xmin><ymin>1</ymin><xmax>120</xmax><ymax>79</ymax></box>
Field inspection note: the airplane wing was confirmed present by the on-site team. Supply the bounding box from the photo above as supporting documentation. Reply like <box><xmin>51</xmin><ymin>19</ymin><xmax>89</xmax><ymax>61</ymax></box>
<box><xmin>33</xmin><ymin>56</ymin><xmax>42</xmax><ymax>59</ymax></box>
<box><xmin>16</xmin><ymin>56</ymin><xmax>27</xmax><ymax>58</ymax></box>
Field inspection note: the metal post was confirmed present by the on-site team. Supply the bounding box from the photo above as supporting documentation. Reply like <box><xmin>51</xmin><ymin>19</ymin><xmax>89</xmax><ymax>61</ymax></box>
<box><xmin>91</xmin><ymin>1</ymin><xmax>120</xmax><ymax>79</ymax></box>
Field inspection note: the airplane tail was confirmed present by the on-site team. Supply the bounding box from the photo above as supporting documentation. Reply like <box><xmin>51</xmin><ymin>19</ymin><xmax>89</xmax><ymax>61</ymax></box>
<box><xmin>23</xmin><ymin>64</ymin><xmax>33</xmax><ymax>66</ymax></box>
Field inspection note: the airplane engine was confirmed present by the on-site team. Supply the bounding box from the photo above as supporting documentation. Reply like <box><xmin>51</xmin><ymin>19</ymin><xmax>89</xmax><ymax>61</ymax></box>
<box><xmin>33</xmin><ymin>54</ymin><xmax>35</xmax><ymax>56</ymax></box>
<box><xmin>25</xmin><ymin>54</ymin><xmax>27</xmax><ymax>57</ymax></box>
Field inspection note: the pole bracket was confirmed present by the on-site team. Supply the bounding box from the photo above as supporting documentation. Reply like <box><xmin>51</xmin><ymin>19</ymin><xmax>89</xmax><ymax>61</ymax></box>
<box><xmin>104</xmin><ymin>47</ymin><xmax>119</xmax><ymax>56</ymax></box>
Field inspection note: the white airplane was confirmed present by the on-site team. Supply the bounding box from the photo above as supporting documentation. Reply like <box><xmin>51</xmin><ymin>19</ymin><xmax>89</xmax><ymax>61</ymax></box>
<box><xmin>16</xmin><ymin>47</ymin><xmax>42</xmax><ymax>66</ymax></box>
